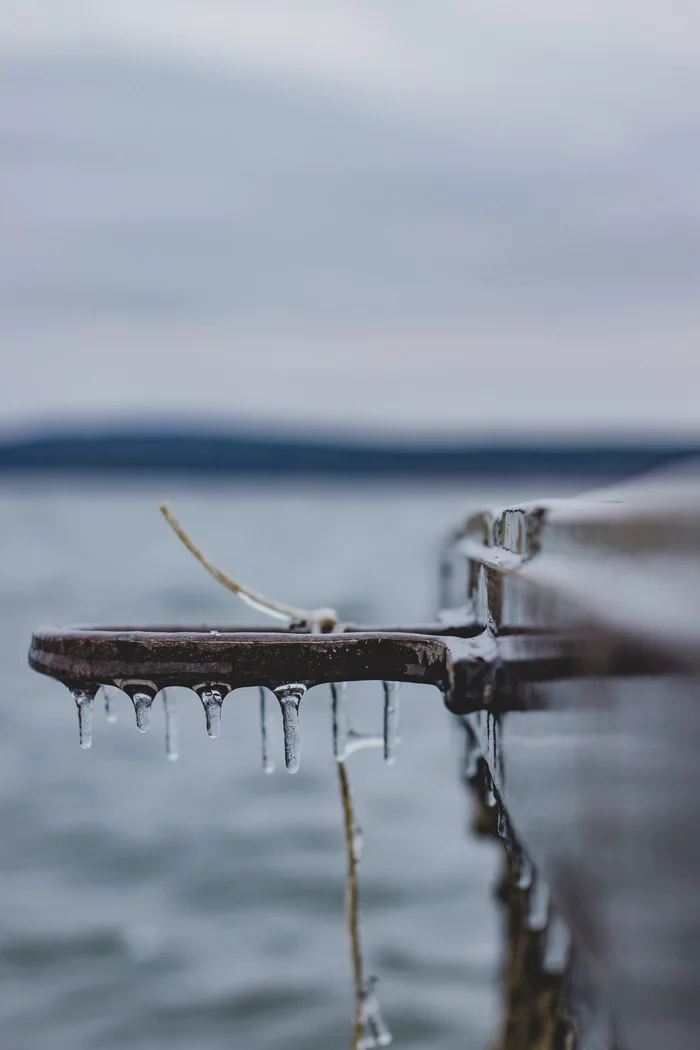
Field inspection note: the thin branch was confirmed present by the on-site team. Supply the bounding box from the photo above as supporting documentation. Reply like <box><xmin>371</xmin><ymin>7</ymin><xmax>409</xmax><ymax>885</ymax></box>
<box><xmin>159</xmin><ymin>503</ymin><xmax>337</xmax><ymax>629</ymax></box>
<box><xmin>338</xmin><ymin>759</ymin><xmax>363</xmax><ymax>1049</ymax></box>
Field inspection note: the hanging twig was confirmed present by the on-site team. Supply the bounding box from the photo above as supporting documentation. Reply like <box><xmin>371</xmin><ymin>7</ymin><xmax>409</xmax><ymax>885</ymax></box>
<box><xmin>338</xmin><ymin>759</ymin><xmax>364</xmax><ymax>1048</ymax></box>
<box><xmin>159</xmin><ymin>501</ymin><xmax>364</xmax><ymax>1044</ymax></box>
<box><xmin>159</xmin><ymin>503</ymin><xmax>337</xmax><ymax>630</ymax></box>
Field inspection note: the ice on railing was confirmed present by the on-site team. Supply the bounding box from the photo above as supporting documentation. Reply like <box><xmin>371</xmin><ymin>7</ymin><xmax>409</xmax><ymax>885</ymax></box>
<box><xmin>69</xmin><ymin>678</ymin><xmax>404</xmax><ymax>778</ymax></box>
<box><xmin>72</xmin><ymin>687</ymin><xmax>96</xmax><ymax>749</ymax></box>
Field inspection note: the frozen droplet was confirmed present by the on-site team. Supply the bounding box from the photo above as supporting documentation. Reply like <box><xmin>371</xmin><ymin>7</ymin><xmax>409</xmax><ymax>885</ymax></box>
<box><xmin>104</xmin><ymin>689</ymin><xmax>118</xmax><ymax>724</ymax></box>
<box><xmin>274</xmin><ymin>684</ymin><xmax>306</xmax><ymax>773</ymax></box>
<box><xmin>195</xmin><ymin>684</ymin><xmax>228</xmax><ymax>739</ymax></box>
<box><xmin>259</xmin><ymin>688</ymin><xmax>275</xmax><ymax>774</ymax></box>
<box><xmin>162</xmin><ymin>690</ymin><xmax>179</xmax><ymax>761</ymax></box>
<box><xmin>382</xmin><ymin>682</ymin><xmax>400</xmax><ymax>765</ymax></box>
<box><xmin>358</xmin><ymin>977</ymin><xmax>392</xmax><ymax>1049</ymax></box>
<box><xmin>526</xmin><ymin>872</ymin><xmax>550</xmax><ymax>931</ymax></box>
<box><xmin>132</xmin><ymin>693</ymin><xmax>153</xmax><ymax>733</ymax></box>
<box><xmin>331</xmin><ymin>682</ymin><xmax>349</xmax><ymax>762</ymax></box>
<box><xmin>72</xmin><ymin>687</ymin><xmax>96</xmax><ymax>749</ymax></box>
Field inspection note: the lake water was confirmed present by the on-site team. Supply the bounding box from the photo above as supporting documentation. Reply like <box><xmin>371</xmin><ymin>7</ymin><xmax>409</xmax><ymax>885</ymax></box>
<box><xmin>0</xmin><ymin>476</ymin><xmax>587</xmax><ymax>1050</ymax></box>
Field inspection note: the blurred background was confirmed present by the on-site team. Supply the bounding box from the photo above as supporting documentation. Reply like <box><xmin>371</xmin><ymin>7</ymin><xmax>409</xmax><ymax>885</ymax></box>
<box><xmin>0</xmin><ymin>2</ymin><xmax>698</xmax><ymax>1048</ymax></box>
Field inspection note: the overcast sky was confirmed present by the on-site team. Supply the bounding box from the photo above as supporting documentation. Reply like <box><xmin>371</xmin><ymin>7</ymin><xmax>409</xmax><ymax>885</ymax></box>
<box><xmin>1</xmin><ymin>2</ymin><xmax>699</xmax><ymax>435</ymax></box>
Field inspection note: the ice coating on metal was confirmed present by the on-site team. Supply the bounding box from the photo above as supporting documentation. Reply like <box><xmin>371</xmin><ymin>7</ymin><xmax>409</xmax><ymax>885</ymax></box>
<box><xmin>72</xmin><ymin>687</ymin><xmax>96</xmax><ymax>749</ymax></box>
<box><xmin>274</xmin><ymin>684</ymin><xmax>306</xmax><ymax>774</ymax></box>
<box><xmin>382</xmin><ymin>681</ymin><xmax>400</xmax><ymax>764</ymax></box>
<box><xmin>259</xmin><ymin>687</ymin><xmax>275</xmax><ymax>774</ymax></box>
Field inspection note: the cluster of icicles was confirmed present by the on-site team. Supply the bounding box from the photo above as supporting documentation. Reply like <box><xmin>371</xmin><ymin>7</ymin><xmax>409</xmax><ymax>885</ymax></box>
<box><xmin>71</xmin><ymin>677</ymin><xmax>398</xmax><ymax>1047</ymax></box>
<box><xmin>70</xmin><ymin>679</ymin><xmax>401</xmax><ymax>774</ymax></box>
<box><xmin>463</xmin><ymin>725</ymin><xmax>572</xmax><ymax>975</ymax></box>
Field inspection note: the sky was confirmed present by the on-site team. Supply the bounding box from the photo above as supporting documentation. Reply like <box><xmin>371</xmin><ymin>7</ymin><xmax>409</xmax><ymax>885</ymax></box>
<box><xmin>1</xmin><ymin>2</ymin><xmax>699</xmax><ymax>436</ymax></box>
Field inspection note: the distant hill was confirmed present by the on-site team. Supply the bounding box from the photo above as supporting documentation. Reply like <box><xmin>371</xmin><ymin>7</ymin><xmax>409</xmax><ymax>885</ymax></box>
<box><xmin>0</xmin><ymin>427</ymin><xmax>696</xmax><ymax>478</ymax></box>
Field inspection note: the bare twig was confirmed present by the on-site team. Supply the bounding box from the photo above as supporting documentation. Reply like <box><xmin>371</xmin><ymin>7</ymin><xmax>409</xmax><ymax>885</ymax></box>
<box><xmin>160</xmin><ymin>500</ymin><xmax>362</xmax><ymax>1041</ymax></box>
<box><xmin>338</xmin><ymin>759</ymin><xmax>364</xmax><ymax>1048</ymax></box>
<box><xmin>159</xmin><ymin>503</ymin><xmax>337</xmax><ymax>630</ymax></box>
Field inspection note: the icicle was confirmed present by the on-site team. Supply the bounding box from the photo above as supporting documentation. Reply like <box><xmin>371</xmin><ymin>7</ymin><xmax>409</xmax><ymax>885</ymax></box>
<box><xmin>516</xmin><ymin>852</ymin><xmax>534</xmax><ymax>891</ymax></box>
<box><xmin>162</xmin><ymin>690</ymin><xmax>179</xmax><ymax>761</ymax></box>
<box><xmin>331</xmin><ymin>682</ymin><xmax>349</xmax><ymax>761</ymax></box>
<box><xmin>497</xmin><ymin>804</ymin><xmax>515</xmax><ymax>854</ymax></box>
<box><xmin>104</xmin><ymin>689</ymin><xmax>118</xmax><ymax>724</ymax></box>
<box><xmin>331</xmin><ymin>682</ymin><xmax>384</xmax><ymax>762</ymax></box>
<box><xmin>72</xmin><ymin>686</ymin><xmax>96</xmax><ymax>749</ymax></box>
<box><xmin>274</xmin><ymin>684</ymin><xmax>306</xmax><ymax>774</ymax></box>
<box><xmin>195</xmin><ymin>684</ymin><xmax>229</xmax><ymax>739</ymax></box>
<box><xmin>259</xmin><ymin>688</ymin><xmax>275</xmax><ymax>774</ymax></box>
<box><xmin>526</xmin><ymin>871</ymin><xmax>550</xmax><ymax>931</ymax></box>
<box><xmin>543</xmin><ymin>908</ymin><xmax>571</xmax><ymax>975</ymax></box>
<box><xmin>358</xmin><ymin>976</ymin><xmax>392</xmax><ymax>1049</ymax></box>
<box><xmin>382</xmin><ymin>682</ymin><xmax>400</xmax><ymax>765</ymax></box>
<box><xmin>132</xmin><ymin>692</ymin><xmax>153</xmax><ymax>734</ymax></box>
<box><xmin>480</xmin><ymin>763</ymin><xmax>497</xmax><ymax>808</ymax></box>
<box><xmin>463</xmin><ymin>723</ymin><xmax>480</xmax><ymax>782</ymax></box>
<box><xmin>496</xmin><ymin>800</ymin><xmax>517</xmax><ymax>855</ymax></box>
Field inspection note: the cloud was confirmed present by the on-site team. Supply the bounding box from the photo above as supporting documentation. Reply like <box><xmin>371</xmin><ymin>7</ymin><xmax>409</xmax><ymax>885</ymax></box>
<box><xmin>0</xmin><ymin>3</ymin><xmax>698</xmax><ymax>431</ymax></box>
